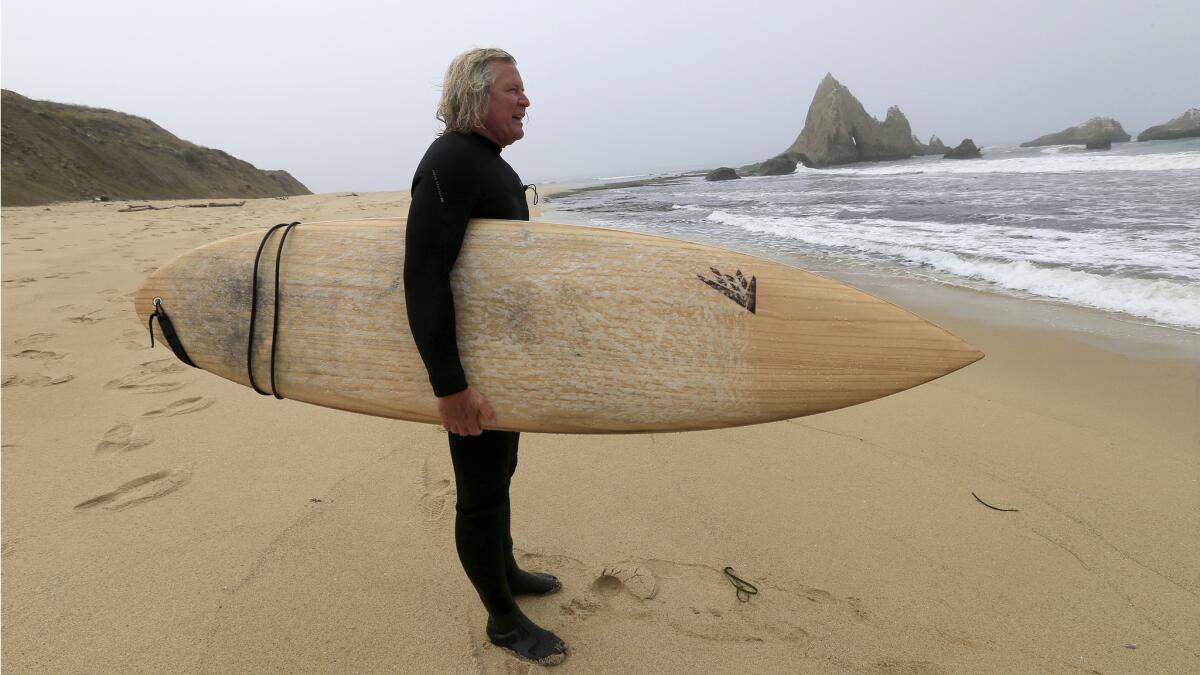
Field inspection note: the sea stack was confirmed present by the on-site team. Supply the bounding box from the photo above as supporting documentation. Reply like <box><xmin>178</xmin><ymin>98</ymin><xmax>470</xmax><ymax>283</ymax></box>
<box><xmin>944</xmin><ymin>139</ymin><xmax>982</xmax><ymax>159</ymax></box>
<box><xmin>1019</xmin><ymin>117</ymin><xmax>1131</xmax><ymax>147</ymax></box>
<box><xmin>740</xmin><ymin>154</ymin><xmax>801</xmax><ymax>177</ymax></box>
<box><xmin>780</xmin><ymin>74</ymin><xmax>924</xmax><ymax>167</ymax></box>
<box><xmin>1136</xmin><ymin>109</ymin><xmax>1200</xmax><ymax>141</ymax></box>
<box><xmin>705</xmin><ymin>167</ymin><xmax>741</xmax><ymax>181</ymax></box>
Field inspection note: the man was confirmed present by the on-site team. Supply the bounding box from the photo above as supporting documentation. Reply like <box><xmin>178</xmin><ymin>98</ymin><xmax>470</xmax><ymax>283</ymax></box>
<box><xmin>404</xmin><ymin>48</ymin><xmax>568</xmax><ymax>666</ymax></box>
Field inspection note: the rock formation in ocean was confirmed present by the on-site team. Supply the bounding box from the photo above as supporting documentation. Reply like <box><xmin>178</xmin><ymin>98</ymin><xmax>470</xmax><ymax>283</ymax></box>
<box><xmin>780</xmin><ymin>74</ymin><xmax>924</xmax><ymax>167</ymax></box>
<box><xmin>705</xmin><ymin>167</ymin><xmax>741</xmax><ymax>181</ymax></box>
<box><xmin>1019</xmin><ymin>117</ymin><xmax>1131</xmax><ymax>148</ymax></box>
<box><xmin>739</xmin><ymin>155</ymin><xmax>800</xmax><ymax>177</ymax></box>
<box><xmin>944</xmin><ymin>139</ymin><xmax>982</xmax><ymax>159</ymax></box>
<box><xmin>1</xmin><ymin>89</ymin><xmax>311</xmax><ymax>206</ymax></box>
<box><xmin>926</xmin><ymin>135</ymin><xmax>947</xmax><ymax>155</ymax></box>
<box><xmin>1085</xmin><ymin>140</ymin><xmax>1112</xmax><ymax>150</ymax></box>
<box><xmin>1136</xmin><ymin>108</ymin><xmax>1200</xmax><ymax>142</ymax></box>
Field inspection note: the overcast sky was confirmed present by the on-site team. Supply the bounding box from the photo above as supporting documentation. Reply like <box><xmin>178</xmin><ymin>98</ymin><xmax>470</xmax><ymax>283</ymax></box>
<box><xmin>3</xmin><ymin>0</ymin><xmax>1197</xmax><ymax>192</ymax></box>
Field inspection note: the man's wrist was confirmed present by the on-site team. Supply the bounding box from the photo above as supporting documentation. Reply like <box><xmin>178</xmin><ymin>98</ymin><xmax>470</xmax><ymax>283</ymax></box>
<box><xmin>431</xmin><ymin>372</ymin><xmax>468</xmax><ymax>398</ymax></box>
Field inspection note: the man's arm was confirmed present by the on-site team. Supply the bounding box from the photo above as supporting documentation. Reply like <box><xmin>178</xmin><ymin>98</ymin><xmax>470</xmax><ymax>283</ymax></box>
<box><xmin>404</xmin><ymin>151</ymin><xmax>497</xmax><ymax>435</ymax></box>
<box><xmin>404</xmin><ymin>163</ymin><xmax>473</xmax><ymax>397</ymax></box>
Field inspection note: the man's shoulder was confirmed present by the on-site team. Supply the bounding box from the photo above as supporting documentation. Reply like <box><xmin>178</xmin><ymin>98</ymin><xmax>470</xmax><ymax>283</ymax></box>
<box><xmin>422</xmin><ymin>132</ymin><xmax>489</xmax><ymax>163</ymax></box>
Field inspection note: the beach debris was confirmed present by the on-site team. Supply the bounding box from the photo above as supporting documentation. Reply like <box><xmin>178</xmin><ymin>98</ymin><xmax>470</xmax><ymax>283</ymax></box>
<box><xmin>93</xmin><ymin>195</ymin><xmax>111</xmax><ymax>202</ymax></box>
<box><xmin>723</xmin><ymin>567</ymin><xmax>759</xmax><ymax>602</ymax></box>
<box><xmin>337</xmin><ymin>193</ymin><xmax>358</xmax><ymax>197</ymax></box>
<box><xmin>596</xmin><ymin>563</ymin><xmax>658</xmax><ymax>600</ymax></box>
<box><xmin>309</xmin><ymin>498</ymin><xmax>322</xmax><ymax>503</ymax></box>
<box><xmin>971</xmin><ymin>491</ymin><xmax>1019</xmax><ymax>512</ymax></box>
<box><xmin>1124</xmin><ymin>643</ymin><xmax>1138</xmax><ymax>650</ymax></box>
<box><xmin>119</xmin><ymin>201</ymin><xmax>245</xmax><ymax>213</ymax></box>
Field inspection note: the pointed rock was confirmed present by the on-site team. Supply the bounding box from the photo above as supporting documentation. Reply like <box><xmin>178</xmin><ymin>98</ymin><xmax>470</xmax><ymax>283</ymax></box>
<box><xmin>781</xmin><ymin>75</ymin><xmax>924</xmax><ymax>167</ymax></box>
<box><xmin>944</xmin><ymin>138</ymin><xmax>982</xmax><ymax>159</ymax></box>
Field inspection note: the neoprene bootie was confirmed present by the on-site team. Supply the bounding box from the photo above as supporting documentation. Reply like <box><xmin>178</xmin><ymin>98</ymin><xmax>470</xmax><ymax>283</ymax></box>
<box><xmin>486</xmin><ymin>611</ymin><xmax>567</xmax><ymax>666</ymax></box>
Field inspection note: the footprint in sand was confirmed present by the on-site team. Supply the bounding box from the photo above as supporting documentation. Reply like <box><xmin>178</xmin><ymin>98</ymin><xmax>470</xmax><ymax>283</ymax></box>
<box><xmin>95</xmin><ymin>423</ymin><xmax>154</xmax><ymax>455</ymax></box>
<box><xmin>66</xmin><ymin>309</ymin><xmax>105</xmax><ymax>324</ymax></box>
<box><xmin>120</xmin><ymin>328</ymin><xmax>152</xmax><ymax>351</ymax></box>
<box><xmin>595</xmin><ymin>561</ymin><xmax>660</xmax><ymax>600</ymax></box>
<box><xmin>142</xmin><ymin>396</ymin><xmax>215</xmax><ymax>418</ymax></box>
<box><xmin>875</xmin><ymin>659</ymin><xmax>949</xmax><ymax>675</ymax></box>
<box><xmin>3</xmin><ymin>373</ymin><xmax>75</xmax><ymax>388</ymax></box>
<box><xmin>565</xmin><ymin>558</ymin><xmax>827</xmax><ymax>644</ymax></box>
<box><xmin>11</xmin><ymin>349</ymin><xmax>65</xmax><ymax>361</ymax></box>
<box><xmin>104</xmin><ymin>358</ymin><xmax>189</xmax><ymax>393</ymax></box>
<box><xmin>107</xmin><ymin>291</ymin><xmax>136</xmax><ymax>306</ymax></box>
<box><xmin>14</xmin><ymin>332</ymin><xmax>55</xmax><ymax>347</ymax></box>
<box><xmin>74</xmin><ymin>469</ymin><xmax>191</xmax><ymax>511</ymax></box>
<box><xmin>416</xmin><ymin>458</ymin><xmax>456</xmax><ymax>525</ymax></box>
<box><xmin>3</xmin><ymin>277</ymin><xmax>38</xmax><ymax>288</ymax></box>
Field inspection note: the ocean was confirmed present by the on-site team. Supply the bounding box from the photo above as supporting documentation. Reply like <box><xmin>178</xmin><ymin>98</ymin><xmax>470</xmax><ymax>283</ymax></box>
<box><xmin>548</xmin><ymin>138</ymin><xmax>1200</xmax><ymax>332</ymax></box>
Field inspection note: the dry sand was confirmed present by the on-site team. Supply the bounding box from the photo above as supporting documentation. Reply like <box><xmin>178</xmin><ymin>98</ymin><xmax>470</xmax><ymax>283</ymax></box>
<box><xmin>2</xmin><ymin>191</ymin><xmax>1197</xmax><ymax>673</ymax></box>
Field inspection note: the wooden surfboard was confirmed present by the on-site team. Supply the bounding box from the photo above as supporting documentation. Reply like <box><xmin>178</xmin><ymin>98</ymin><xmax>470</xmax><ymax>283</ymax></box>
<box><xmin>134</xmin><ymin>218</ymin><xmax>982</xmax><ymax>433</ymax></box>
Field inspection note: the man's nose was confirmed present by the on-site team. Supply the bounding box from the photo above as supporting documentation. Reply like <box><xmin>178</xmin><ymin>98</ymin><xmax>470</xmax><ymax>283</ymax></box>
<box><xmin>519</xmin><ymin>93</ymin><xmax>530</xmax><ymax>108</ymax></box>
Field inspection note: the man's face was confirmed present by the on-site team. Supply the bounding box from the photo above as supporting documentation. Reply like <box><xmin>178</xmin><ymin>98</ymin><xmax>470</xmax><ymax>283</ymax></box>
<box><xmin>478</xmin><ymin>60</ymin><xmax>530</xmax><ymax>148</ymax></box>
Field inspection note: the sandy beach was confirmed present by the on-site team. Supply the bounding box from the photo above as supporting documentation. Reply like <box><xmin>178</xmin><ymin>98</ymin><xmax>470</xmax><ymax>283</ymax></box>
<box><xmin>2</xmin><ymin>191</ymin><xmax>1197</xmax><ymax>673</ymax></box>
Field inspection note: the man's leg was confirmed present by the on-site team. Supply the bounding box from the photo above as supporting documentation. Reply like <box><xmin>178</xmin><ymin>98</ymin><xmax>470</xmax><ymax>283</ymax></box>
<box><xmin>448</xmin><ymin>430</ymin><xmax>515</xmax><ymax>619</ymax></box>
<box><xmin>448</xmin><ymin>430</ymin><xmax>566</xmax><ymax>664</ymax></box>
<box><xmin>499</xmin><ymin>433</ymin><xmax>561</xmax><ymax>596</ymax></box>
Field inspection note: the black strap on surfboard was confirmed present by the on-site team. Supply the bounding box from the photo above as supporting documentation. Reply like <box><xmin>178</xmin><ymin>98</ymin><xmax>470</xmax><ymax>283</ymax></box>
<box><xmin>247</xmin><ymin>221</ymin><xmax>300</xmax><ymax>399</ymax></box>
<box><xmin>523</xmin><ymin>183</ymin><xmax>539</xmax><ymax>205</ymax></box>
<box><xmin>148</xmin><ymin>297</ymin><xmax>198</xmax><ymax>368</ymax></box>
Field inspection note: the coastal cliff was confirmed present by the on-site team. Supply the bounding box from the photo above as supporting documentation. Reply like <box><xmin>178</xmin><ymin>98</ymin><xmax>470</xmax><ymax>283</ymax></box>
<box><xmin>1019</xmin><ymin>117</ymin><xmax>1131</xmax><ymax>147</ymax></box>
<box><xmin>782</xmin><ymin>74</ymin><xmax>924</xmax><ymax>167</ymax></box>
<box><xmin>1</xmin><ymin>89</ymin><xmax>311</xmax><ymax>206</ymax></box>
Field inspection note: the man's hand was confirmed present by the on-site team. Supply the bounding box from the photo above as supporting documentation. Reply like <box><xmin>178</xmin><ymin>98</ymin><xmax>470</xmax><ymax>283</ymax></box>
<box><xmin>437</xmin><ymin>386</ymin><xmax>496</xmax><ymax>436</ymax></box>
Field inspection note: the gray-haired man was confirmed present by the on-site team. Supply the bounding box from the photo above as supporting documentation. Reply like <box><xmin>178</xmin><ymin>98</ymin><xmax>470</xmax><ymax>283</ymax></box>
<box><xmin>403</xmin><ymin>48</ymin><xmax>568</xmax><ymax>666</ymax></box>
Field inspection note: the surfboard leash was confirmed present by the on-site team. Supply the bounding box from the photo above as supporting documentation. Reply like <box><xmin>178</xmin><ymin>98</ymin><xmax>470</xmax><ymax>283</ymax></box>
<box><xmin>247</xmin><ymin>221</ymin><xmax>301</xmax><ymax>399</ymax></box>
<box><xmin>147</xmin><ymin>297</ymin><xmax>198</xmax><ymax>368</ymax></box>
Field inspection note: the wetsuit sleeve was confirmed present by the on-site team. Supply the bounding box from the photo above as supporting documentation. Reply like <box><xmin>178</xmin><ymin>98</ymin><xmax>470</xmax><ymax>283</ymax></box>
<box><xmin>404</xmin><ymin>160</ymin><xmax>478</xmax><ymax>397</ymax></box>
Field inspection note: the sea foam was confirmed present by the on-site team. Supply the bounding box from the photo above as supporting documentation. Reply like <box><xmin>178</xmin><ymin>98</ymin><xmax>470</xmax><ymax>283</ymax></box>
<box><xmin>814</xmin><ymin>150</ymin><xmax>1200</xmax><ymax>176</ymax></box>
<box><xmin>707</xmin><ymin>210</ymin><xmax>1200</xmax><ymax>329</ymax></box>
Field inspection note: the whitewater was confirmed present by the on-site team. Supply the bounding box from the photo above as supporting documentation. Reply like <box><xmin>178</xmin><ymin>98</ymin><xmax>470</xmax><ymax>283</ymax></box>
<box><xmin>550</xmin><ymin>138</ymin><xmax>1200</xmax><ymax>330</ymax></box>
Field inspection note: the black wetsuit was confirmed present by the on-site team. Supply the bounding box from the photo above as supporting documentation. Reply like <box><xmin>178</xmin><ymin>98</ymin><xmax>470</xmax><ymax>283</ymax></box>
<box><xmin>404</xmin><ymin>131</ymin><xmax>529</xmax><ymax>621</ymax></box>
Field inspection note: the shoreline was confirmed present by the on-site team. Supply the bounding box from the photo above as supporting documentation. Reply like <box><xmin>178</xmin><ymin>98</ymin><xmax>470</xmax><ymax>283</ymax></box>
<box><xmin>538</xmin><ymin>184</ymin><xmax>1199</xmax><ymax>363</ymax></box>
<box><xmin>3</xmin><ymin>191</ymin><xmax>1197</xmax><ymax>672</ymax></box>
